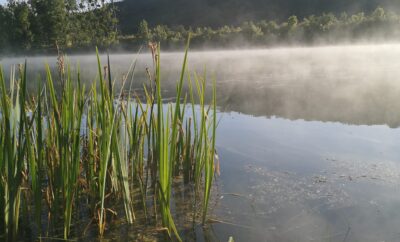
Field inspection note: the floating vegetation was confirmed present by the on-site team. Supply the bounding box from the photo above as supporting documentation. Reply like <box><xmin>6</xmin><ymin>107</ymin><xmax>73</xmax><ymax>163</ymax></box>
<box><xmin>244</xmin><ymin>164</ymin><xmax>353</xmax><ymax>213</ymax></box>
<box><xmin>0</xmin><ymin>41</ymin><xmax>218</xmax><ymax>241</ymax></box>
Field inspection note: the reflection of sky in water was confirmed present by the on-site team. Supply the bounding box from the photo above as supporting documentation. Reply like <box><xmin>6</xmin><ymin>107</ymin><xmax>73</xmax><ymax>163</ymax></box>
<box><xmin>210</xmin><ymin>111</ymin><xmax>400</xmax><ymax>242</ymax></box>
<box><xmin>218</xmin><ymin>114</ymin><xmax>400</xmax><ymax>169</ymax></box>
<box><xmin>4</xmin><ymin>44</ymin><xmax>400</xmax><ymax>241</ymax></box>
<box><xmin>4</xmin><ymin>43</ymin><xmax>400</xmax><ymax>127</ymax></box>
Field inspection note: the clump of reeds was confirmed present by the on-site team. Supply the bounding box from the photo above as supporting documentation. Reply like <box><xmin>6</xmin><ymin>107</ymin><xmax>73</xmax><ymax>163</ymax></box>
<box><xmin>0</xmin><ymin>40</ymin><xmax>218</xmax><ymax>241</ymax></box>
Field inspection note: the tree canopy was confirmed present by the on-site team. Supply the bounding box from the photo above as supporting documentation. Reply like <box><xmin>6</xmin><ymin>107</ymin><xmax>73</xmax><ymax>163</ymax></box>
<box><xmin>1</xmin><ymin>0</ymin><xmax>400</xmax><ymax>53</ymax></box>
<box><xmin>0</xmin><ymin>0</ymin><xmax>118</xmax><ymax>53</ymax></box>
<box><xmin>119</xmin><ymin>7</ymin><xmax>400</xmax><ymax>49</ymax></box>
<box><xmin>116</xmin><ymin>0</ymin><xmax>400</xmax><ymax>34</ymax></box>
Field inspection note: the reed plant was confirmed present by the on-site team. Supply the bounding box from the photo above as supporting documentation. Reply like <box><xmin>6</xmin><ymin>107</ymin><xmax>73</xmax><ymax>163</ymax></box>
<box><xmin>0</xmin><ymin>40</ymin><xmax>218</xmax><ymax>241</ymax></box>
<box><xmin>0</xmin><ymin>63</ymin><xmax>31</xmax><ymax>241</ymax></box>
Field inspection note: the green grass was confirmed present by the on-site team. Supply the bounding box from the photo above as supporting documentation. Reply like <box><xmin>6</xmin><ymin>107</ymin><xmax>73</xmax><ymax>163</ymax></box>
<box><xmin>0</xmin><ymin>41</ymin><xmax>218</xmax><ymax>241</ymax></box>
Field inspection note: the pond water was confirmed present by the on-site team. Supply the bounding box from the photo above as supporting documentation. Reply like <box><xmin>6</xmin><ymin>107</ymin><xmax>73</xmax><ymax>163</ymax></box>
<box><xmin>3</xmin><ymin>44</ymin><xmax>400</xmax><ymax>241</ymax></box>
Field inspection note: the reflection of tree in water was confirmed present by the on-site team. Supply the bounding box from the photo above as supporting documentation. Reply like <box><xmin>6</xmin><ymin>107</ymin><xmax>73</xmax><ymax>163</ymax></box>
<box><xmin>218</xmin><ymin>77</ymin><xmax>400</xmax><ymax>128</ymax></box>
<box><xmin>4</xmin><ymin>46</ymin><xmax>400</xmax><ymax>128</ymax></box>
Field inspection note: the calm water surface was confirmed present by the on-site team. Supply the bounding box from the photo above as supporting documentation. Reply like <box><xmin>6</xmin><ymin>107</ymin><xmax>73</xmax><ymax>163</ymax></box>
<box><xmin>3</xmin><ymin>44</ymin><xmax>400</xmax><ymax>241</ymax></box>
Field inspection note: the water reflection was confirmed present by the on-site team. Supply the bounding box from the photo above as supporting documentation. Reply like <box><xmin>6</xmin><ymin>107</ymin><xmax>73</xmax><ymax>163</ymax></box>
<box><xmin>3</xmin><ymin>44</ymin><xmax>400</xmax><ymax>127</ymax></box>
<box><xmin>213</xmin><ymin>113</ymin><xmax>400</xmax><ymax>242</ymax></box>
<box><xmin>3</xmin><ymin>44</ymin><xmax>400</xmax><ymax>241</ymax></box>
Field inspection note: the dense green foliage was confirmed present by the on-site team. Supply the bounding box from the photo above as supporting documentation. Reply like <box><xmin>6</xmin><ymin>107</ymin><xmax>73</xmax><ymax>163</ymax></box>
<box><xmin>0</xmin><ymin>46</ymin><xmax>218</xmax><ymax>240</ymax></box>
<box><xmin>120</xmin><ymin>7</ymin><xmax>400</xmax><ymax>48</ymax></box>
<box><xmin>1</xmin><ymin>0</ymin><xmax>400</xmax><ymax>52</ymax></box>
<box><xmin>0</xmin><ymin>0</ymin><xmax>117</xmax><ymax>53</ymax></box>
<box><xmin>116</xmin><ymin>0</ymin><xmax>400</xmax><ymax>34</ymax></box>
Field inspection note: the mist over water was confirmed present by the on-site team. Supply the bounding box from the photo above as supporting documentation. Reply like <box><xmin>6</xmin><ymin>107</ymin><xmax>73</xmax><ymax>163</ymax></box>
<box><xmin>2</xmin><ymin>43</ymin><xmax>400</xmax><ymax>127</ymax></box>
<box><xmin>3</xmin><ymin>44</ymin><xmax>400</xmax><ymax>241</ymax></box>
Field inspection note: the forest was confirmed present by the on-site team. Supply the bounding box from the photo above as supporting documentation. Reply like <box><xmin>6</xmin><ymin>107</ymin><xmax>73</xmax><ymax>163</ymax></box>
<box><xmin>0</xmin><ymin>0</ymin><xmax>117</xmax><ymax>53</ymax></box>
<box><xmin>122</xmin><ymin>7</ymin><xmax>400</xmax><ymax>49</ymax></box>
<box><xmin>0</xmin><ymin>0</ymin><xmax>400</xmax><ymax>53</ymax></box>
<box><xmin>116</xmin><ymin>0</ymin><xmax>400</xmax><ymax>33</ymax></box>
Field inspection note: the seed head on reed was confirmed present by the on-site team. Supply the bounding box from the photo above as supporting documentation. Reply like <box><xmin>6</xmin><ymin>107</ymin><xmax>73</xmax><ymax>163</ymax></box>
<box><xmin>56</xmin><ymin>42</ymin><xmax>65</xmax><ymax>77</ymax></box>
<box><xmin>148</xmin><ymin>42</ymin><xmax>158</xmax><ymax>64</ymax></box>
<box><xmin>103</xmin><ymin>65</ymin><xmax>108</xmax><ymax>80</ymax></box>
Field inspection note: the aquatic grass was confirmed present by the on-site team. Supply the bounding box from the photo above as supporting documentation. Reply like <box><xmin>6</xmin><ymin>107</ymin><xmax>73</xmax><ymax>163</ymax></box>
<box><xmin>0</xmin><ymin>41</ymin><xmax>218</xmax><ymax>241</ymax></box>
<box><xmin>154</xmin><ymin>38</ymin><xmax>190</xmax><ymax>241</ymax></box>
<box><xmin>203</xmin><ymin>77</ymin><xmax>217</xmax><ymax>224</ymax></box>
<box><xmin>94</xmin><ymin>48</ymin><xmax>119</xmax><ymax>236</ymax></box>
<box><xmin>30</xmin><ymin>78</ymin><xmax>43</xmax><ymax>235</ymax></box>
<box><xmin>0</xmin><ymin>62</ymin><xmax>34</xmax><ymax>241</ymax></box>
<box><xmin>45</xmin><ymin>62</ymin><xmax>86</xmax><ymax>238</ymax></box>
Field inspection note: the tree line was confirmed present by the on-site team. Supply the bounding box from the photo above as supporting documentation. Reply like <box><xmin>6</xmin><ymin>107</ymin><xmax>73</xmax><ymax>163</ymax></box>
<box><xmin>0</xmin><ymin>0</ymin><xmax>117</xmax><ymax>54</ymax></box>
<box><xmin>1</xmin><ymin>3</ymin><xmax>400</xmax><ymax>53</ymax></box>
<box><xmin>123</xmin><ymin>7</ymin><xmax>400</xmax><ymax>49</ymax></box>
<box><xmin>115</xmin><ymin>0</ymin><xmax>400</xmax><ymax>34</ymax></box>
